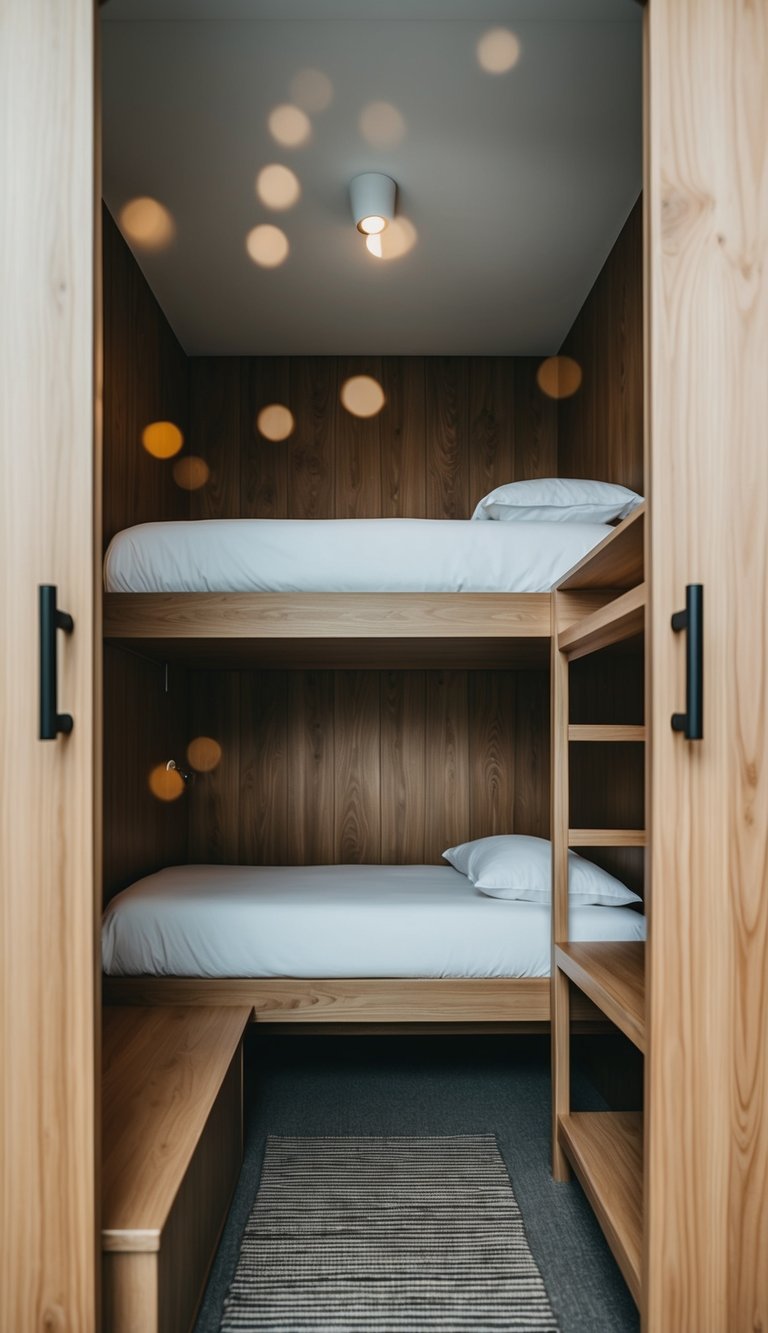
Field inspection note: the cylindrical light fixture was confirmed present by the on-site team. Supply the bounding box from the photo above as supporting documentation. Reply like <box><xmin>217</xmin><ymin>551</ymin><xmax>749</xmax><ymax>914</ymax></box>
<box><xmin>350</xmin><ymin>173</ymin><xmax>397</xmax><ymax>235</ymax></box>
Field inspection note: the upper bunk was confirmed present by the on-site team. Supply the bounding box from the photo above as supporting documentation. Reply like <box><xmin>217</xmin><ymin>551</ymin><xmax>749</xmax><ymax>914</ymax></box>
<box><xmin>102</xmin><ymin>506</ymin><xmax>645</xmax><ymax>670</ymax></box>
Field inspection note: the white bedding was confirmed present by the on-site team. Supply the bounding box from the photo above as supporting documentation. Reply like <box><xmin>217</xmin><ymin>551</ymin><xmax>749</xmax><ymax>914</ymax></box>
<box><xmin>101</xmin><ymin>864</ymin><xmax>646</xmax><ymax>979</ymax></box>
<box><xmin>103</xmin><ymin>518</ymin><xmax>611</xmax><ymax>594</ymax></box>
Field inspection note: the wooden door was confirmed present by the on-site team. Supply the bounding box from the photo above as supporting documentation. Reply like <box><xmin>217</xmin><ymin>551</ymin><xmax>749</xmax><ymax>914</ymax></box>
<box><xmin>0</xmin><ymin>2</ymin><xmax>100</xmax><ymax>1329</ymax></box>
<box><xmin>644</xmin><ymin>1</ymin><xmax>768</xmax><ymax>1328</ymax></box>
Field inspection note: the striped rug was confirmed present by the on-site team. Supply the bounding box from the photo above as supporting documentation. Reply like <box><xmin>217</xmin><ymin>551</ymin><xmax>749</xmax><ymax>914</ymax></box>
<box><xmin>220</xmin><ymin>1135</ymin><xmax>559</xmax><ymax>1331</ymax></box>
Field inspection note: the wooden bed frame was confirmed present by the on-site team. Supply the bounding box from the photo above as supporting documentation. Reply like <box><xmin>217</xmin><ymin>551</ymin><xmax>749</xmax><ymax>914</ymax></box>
<box><xmin>102</xmin><ymin>975</ymin><xmax>605</xmax><ymax>1029</ymax></box>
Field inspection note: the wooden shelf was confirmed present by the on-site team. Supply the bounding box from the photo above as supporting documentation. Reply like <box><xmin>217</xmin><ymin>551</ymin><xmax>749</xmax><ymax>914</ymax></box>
<box><xmin>558</xmin><ymin>1112</ymin><xmax>643</xmax><ymax>1304</ymax></box>
<box><xmin>556</xmin><ymin>503</ymin><xmax>645</xmax><ymax>592</ymax></box>
<box><xmin>568</xmin><ymin>724</ymin><xmax>645</xmax><ymax>742</ymax></box>
<box><xmin>555</xmin><ymin>942</ymin><xmax>645</xmax><ymax>1051</ymax></box>
<box><xmin>103</xmin><ymin>591</ymin><xmax>552</xmax><ymax>669</ymax></box>
<box><xmin>558</xmin><ymin>583</ymin><xmax>646</xmax><ymax>661</ymax></box>
<box><xmin>568</xmin><ymin>828</ymin><xmax>646</xmax><ymax>847</ymax></box>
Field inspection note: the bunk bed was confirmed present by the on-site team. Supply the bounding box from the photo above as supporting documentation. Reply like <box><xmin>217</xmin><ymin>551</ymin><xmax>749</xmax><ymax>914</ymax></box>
<box><xmin>102</xmin><ymin>508</ymin><xmax>647</xmax><ymax>1029</ymax></box>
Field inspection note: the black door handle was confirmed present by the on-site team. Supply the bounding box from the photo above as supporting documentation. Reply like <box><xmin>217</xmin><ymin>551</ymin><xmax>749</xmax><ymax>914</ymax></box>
<box><xmin>39</xmin><ymin>585</ymin><xmax>74</xmax><ymax>739</ymax></box>
<box><xmin>671</xmin><ymin>584</ymin><xmax>703</xmax><ymax>740</ymax></box>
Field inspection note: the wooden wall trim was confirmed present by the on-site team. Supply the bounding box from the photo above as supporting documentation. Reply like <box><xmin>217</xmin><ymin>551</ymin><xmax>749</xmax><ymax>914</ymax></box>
<box><xmin>557</xmin><ymin>197</ymin><xmax>644</xmax><ymax>493</ymax></box>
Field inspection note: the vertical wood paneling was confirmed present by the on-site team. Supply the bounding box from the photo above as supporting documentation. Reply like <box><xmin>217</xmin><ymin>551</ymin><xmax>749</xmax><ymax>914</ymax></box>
<box><xmin>186</xmin><ymin>670</ymin><xmax>241</xmax><ymax>865</ymax></box>
<box><xmin>425</xmin><ymin>671</ymin><xmax>470</xmax><ymax>860</ymax></box>
<box><xmin>288</xmin><ymin>358</ymin><xmax>334</xmax><ymax>518</ymax></box>
<box><xmin>380</xmin><ymin>358</ymin><xmax>426</xmax><ymax>516</ymax></box>
<box><xmin>469</xmin><ymin>360</ymin><xmax>516</xmax><ymax>506</ymax></box>
<box><xmin>187</xmin><ymin>358</ymin><xmax>242</xmax><ymax>520</ymax></box>
<box><xmin>242</xmin><ymin>357</ymin><xmax>290</xmax><ymax>519</ymax></box>
<box><xmin>426</xmin><ymin>358</ymin><xmax>470</xmax><ymax>518</ymax></box>
<box><xmin>336</xmin><ymin>357</ymin><xmax>383</xmax><ymax>517</ymax></box>
<box><xmin>287</xmin><ymin>671</ymin><xmax>336</xmax><ymax>865</ymax></box>
<box><xmin>513</xmin><ymin>358</ymin><xmax>558</xmax><ymax>480</ymax></box>
<box><xmin>239</xmin><ymin>672</ymin><xmax>289</xmax><ymax>863</ymax></box>
<box><xmin>334</xmin><ymin>673</ymin><xmax>381</xmax><ymax>862</ymax></box>
<box><xmin>512</xmin><ymin>671</ymin><xmax>551</xmax><ymax>839</ymax></box>
<box><xmin>103</xmin><ymin>208</ymin><xmax>188</xmax><ymax>547</ymax></box>
<box><xmin>469</xmin><ymin>673</ymin><xmax>517</xmax><ymax>839</ymax></box>
<box><xmin>380</xmin><ymin>671</ymin><xmax>427</xmax><ymax>862</ymax></box>
<box><xmin>557</xmin><ymin>198</ymin><xmax>643</xmax><ymax>493</ymax></box>
<box><xmin>104</xmin><ymin>649</ymin><xmax>189</xmax><ymax>900</ymax></box>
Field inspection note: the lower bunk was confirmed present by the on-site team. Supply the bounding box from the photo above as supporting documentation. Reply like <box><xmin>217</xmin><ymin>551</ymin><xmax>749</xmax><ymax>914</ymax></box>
<box><xmin>101</xmin><ymin>862</ymin><xmax>646</xmax><ymax>1027</ymax></box>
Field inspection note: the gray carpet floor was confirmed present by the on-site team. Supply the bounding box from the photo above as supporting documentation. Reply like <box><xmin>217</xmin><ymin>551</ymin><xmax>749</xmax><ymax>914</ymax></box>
<box><xmin>194</xmin><ymin>1033</ymin><xmax>639</xmax><ymax>1333</ymax></box>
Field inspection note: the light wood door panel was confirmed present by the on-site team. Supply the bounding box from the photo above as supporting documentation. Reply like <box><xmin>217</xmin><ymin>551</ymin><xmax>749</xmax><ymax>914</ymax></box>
<box><xmin>645</xmin><ymin>2</ymin><xmax>768</xmax><ymax>1328</ymax></box>
<box><xmin>0</xmin><ymin>1</ymin><xmax>99</xmax><ymax>1328</ymax></box>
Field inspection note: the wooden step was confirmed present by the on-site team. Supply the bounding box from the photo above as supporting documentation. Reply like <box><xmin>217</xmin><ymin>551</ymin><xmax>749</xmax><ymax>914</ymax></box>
<box><xmin>558</xmin><ymin>1112</ymin><xmax>643</xmax><ymax>1305</ymax></box>
<box><xmin>568</xmin><ymin>724</ymin><xmax>646</xmax><ymax>742</ymax></box>
<box><xmin>555</xmin><ymin>941</ymin><xmax>645</xmax><ymax>1051</ymax></box>
<box><xmin>556</xmin><ymin>503</ymin><xmax>645</xmax><ymax>592</ymax></box>
<box><xmin>568</xmin><ymin>828</ymin><xmax>646</xmax><ymax>847</ymax></box>
<box><xmin>558</xmin><ymin>583</ymin><xmax>646</xmax><ymax>661</ymax></box>
<box><xmin>102</xmin><ymin>1005</ymin><xmax>251</xmax><ymax>1333</ymax></box>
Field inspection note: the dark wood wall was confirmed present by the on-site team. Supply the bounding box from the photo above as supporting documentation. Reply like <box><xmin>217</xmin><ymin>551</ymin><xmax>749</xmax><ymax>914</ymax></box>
<box><xmin>186</xmin><ymin>669</ymin><xmax>549</xmax><ymax>867</ymax></box>
<box><xmin>557</xmin><ymin>196</ymin><xmax>644</xmax><ymax>494</ymax></box>
<box><xmin>187</xmin><ymin>357</ymin><xmax>557</xmax><ymax>521</ymax></box>
<box><xmin>103</xmin><ymin>206</ymin><xmax>188</xmax><ymax>548</ymax></box>
<box><xmin>103</xmin><ymin>649</ymin><xmax>189</xmax><ymax>901</ymax></box>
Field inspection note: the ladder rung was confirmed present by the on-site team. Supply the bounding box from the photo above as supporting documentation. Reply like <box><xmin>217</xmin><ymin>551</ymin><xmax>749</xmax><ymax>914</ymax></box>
<box><xmin>568</xmin><ymin>725</ymin><xmax>646</xmax><ymax>742</ymax></box>
<box><xmin>568</xmin><ymin>829</ymin><xmax>646</xmax><ymax>848</ymax></box>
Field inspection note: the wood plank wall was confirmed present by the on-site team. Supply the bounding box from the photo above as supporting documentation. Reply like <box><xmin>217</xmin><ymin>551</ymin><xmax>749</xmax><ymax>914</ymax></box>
<box><xmin>186</xmin><ymin>357</ymin><xmax>557</xmax><ymax>520</ymax></box>
<box><xmin>103</xmin><ymin>207</ymin><xmax>188</xmax><ymax>548</ymax></box>
<box><xmin>557</xmin><ymin>195</ymin><xmax>643</xmax><ymax>493</ymax></box>
<box><xmin>186</xmin><ymin>670</ymin><xmax>550</xmax><ymax>866</ymax></box>
<box><xmin>103</xmin><ymin>649</ymin><xmax>189</xmax><ymax>900</ymax></box>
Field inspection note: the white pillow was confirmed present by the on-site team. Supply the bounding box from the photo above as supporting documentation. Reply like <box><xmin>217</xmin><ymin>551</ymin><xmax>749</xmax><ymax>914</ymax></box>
<box><xmin>471</xmin><ymin>478</ymin><xmax>643</xmax><ymax>524</ymax></box>
<box><xmin>443</xmin><ymin>834</ymin><xmax>641</xmax><ymax>907</ymax></box>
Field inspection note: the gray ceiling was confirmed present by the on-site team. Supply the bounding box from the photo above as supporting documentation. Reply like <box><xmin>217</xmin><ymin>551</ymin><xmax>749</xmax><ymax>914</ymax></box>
<box><xmin>101</xmin><ymin>0</ymin><xmax>642</xmax><ymax>356</ymax></box>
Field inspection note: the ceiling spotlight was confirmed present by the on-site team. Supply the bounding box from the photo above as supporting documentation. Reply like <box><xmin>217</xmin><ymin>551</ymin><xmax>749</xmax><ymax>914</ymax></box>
<box><xmin>350</xmin><ymin>173</ymin><xmax>397</xmax><ymax>236</ymax></box>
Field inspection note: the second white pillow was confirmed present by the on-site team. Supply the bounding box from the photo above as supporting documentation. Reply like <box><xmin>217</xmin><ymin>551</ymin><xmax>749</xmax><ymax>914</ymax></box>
<box><xmin>443</xmin><ymin>834</ymin><xmax>641</xmax><ymax>907</ymax></box>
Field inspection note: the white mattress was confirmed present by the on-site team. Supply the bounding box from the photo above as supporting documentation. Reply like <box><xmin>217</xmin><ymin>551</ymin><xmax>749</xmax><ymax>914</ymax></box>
<box><xmin>103</xmin><ymin>518</ymin><xmax>611</xmax><ymax>594</ymax></box>
<box><xmin>101</xmin><ymin>864</ymin><xmax>647</xmax><ymax>979</ymax></box>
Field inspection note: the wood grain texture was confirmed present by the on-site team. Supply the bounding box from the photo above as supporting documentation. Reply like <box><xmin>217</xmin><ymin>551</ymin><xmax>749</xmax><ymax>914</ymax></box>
<box><xmin>183</xmin><ymin>356</ymin><xmax>553</xmax><ymax>524</ymax></box>
<box><xmin>186</xmin><ymin>669</ymin><xmax>241</xmax><ymax>866</ymax></box>
<box><xmin>380</xmin><ymin>357</ymin><xmax>427</xmax><ymax>516</ymax></box>
<box><xmin>104</xmin><ymin>648</ymin><xmax>189</xmax><ymax>901</ymax></box>
<box><xmin>550</xmin><ymin>593</ymin><xmax>571</xmax><ymax>1180</ymax></box>
<box><xmin>555</xmin><ymin>943</ymin><xmax>645</xmax><ymax>1053</ymax></box>
<box><xmin>243</xmin><ymin>357</ymin><xmax>290</xmax><ymax>518</ymax></box>
<box><xmin>557</xmin><ymin>197</ymin><xmax>644</xmax><ymax>494</ymax></box>
<box><xmin>645</xmin><ymin>3</ymin><xmax>768</xmax><ymax>1329</ymax></box>
<box><xmin>102</xmin><ymin>977</ymin><xmax>605</xmax><ymax>1025</ymax></box>
<box><xmin>558</xmin><ymin>584</ymin><xmax>646</xmax><ymax>660</ymax></box>
<box><xmin>380</xmin><ymin>671</ymin><xmax>427</xmax><ymax>862</ymax></box>
<box><xmin>101</xmin><ymin>1007</ymin><xmax>248</xmax><ymax>1245</ymax></box>
<box><xmin>0</xmin><ymin>6</ymin><xmax>99</xmax><ymax>1326</ymax></box>
<box><xmin>103</xmin><ymin>208</ymin><xmax>188</xmax><ymax>547</ymax></box>
<box><xmin>188</xmin><ymin>358</ymin><xmax>242</xmax><ymax>521</ymax></box>
<box><xmin>558</xmin><ymin>1112</ymin><xmax>643</xmax><ymax>1305</ymax></box>
<box><xmin>557</xmin><ymin>504</ymin><xmax>645</xmax><ymax>592</ymax></box>
<box><xmin>334</xmin><ymin>672</ymin><xmax>381</xmax><ymax>862</ymax></box>
<box><xmin>185</xmin><ymin>670</ymin><xmax>549</xmax><ymax>868</ymax></box>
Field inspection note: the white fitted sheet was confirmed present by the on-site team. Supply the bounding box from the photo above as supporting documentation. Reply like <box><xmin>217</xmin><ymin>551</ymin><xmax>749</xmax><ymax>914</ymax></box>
<box><xmin>101</xmin><ymin>864</ymin><xmax>647</xmax><ymax>979</ymax></box>
<box><xmin>103</xmin><ymin>518</ymin><xmax>611</xmax><ymax>594</ymax></box>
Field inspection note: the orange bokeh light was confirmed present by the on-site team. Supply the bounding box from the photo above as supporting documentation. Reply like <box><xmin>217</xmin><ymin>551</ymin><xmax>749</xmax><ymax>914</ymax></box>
<box><xmin>142</xmin><ymin>421</ymin><xmax>184</xmax><ymax>459</ymax></box>
<box><xmin>536</xmin><ymin>356</ymin><xmax>583</xmax><ymax>400</ymax></box>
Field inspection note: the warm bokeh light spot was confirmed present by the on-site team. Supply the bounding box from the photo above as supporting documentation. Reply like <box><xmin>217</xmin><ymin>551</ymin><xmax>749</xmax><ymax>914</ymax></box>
<box><xmin>536</xmin><ymin>355</ymin><xmax>583</xmax><ymax>400</ymax></box>
<box><xmin>246</xmin><ymin>224</ymin><xmax>290</xmax><ymax>268</ymax></box>
<box><xmin>142</xmin><ymin>420</ymin><xmax>184</xmax><ymax>459</ymax></box>
<box><xmin>186</xmin><ymin>736</ymin><xmax>222</xmax><ymax>773</ymax></box>
<box><xmin>477</xmin><ymin>28</ymin><xmax>521</xmax><ymax>74</ymax></box>
<box><xmin>256</xmin><ymin>164</ymin><xmax>301</xmax><ymax>211</ymax></box>
<box><xmin>340</xmin><ymin>375</ymin><xmax>386</xmax><ymax>419</ymax></box>
<box><xmin>173</xmin><ymin>455</ymin><xmax>210</xmax><ymax>490</ymax></box>
<box><xmin>365</xmin><ymin>217</ymin><xmax>418</xmax><ymax>262</ymax></box>
<box><xmin>119</xmin><ymin>196</ymin><xmax>175</xmax><ymax>250</ymax></box>
<box><xmin>268</xmin><ymin>104</ymin><xmax>312</xmax><ymax>148</ymax></box>
<box><xmin>257</xmin><ymin>403</ymin><xmax>295</xmax><ymax>441</ymax></box>
<box><xmin>148</xmin><ymin>764</ymin><xmax>185</xmax><ymax>802</ymax></box>
<box><xmin>359</xmin><ymin>101</ymin><xmax>406</xmax><ymax>149</ymax></box>
<box><xmin>290</xmin><ymin>68</ymin><xmax>334</xmax><ymax>113</ymax></box>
